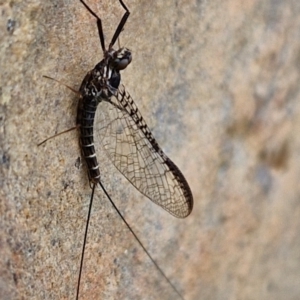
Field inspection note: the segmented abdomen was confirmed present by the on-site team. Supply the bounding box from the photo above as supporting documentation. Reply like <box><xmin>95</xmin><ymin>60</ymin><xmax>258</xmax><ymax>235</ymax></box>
<box><xmin>77</xmin><ymin>98</ymin><xmax>100</xmax><ymax>183</ymax></box>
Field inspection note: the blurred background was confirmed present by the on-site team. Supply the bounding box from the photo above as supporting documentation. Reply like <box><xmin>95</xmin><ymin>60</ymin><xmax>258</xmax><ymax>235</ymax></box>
<box><xmin>1</xmin><ymin>0</ymin><xmax>300</xmax><ymax>299</ymax></box>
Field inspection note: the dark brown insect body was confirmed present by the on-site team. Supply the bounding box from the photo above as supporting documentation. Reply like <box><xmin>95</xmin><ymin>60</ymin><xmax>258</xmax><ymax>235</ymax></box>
<box><xmin>42</xmin><ymin>1</ymin><xmax>193</xmax><ymax>299</ymax></box>
<box><xmin>77</xmin><ymin>47</ymin><xmax>132</xmax><ymax>184</ymax></box>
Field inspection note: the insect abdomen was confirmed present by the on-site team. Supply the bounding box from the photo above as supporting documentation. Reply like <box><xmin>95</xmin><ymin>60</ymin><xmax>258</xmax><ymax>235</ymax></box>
<box><xmin>78</xmin><ymin>98</ymin><xmax>101</xmax><ymax>183</ymax></box>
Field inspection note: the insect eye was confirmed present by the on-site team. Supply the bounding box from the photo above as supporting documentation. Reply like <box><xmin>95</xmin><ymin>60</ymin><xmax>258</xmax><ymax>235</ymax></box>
<box><xmin>111</xmin><ymin>48</ymin><xmax>132</xmax><ymax>70</ymax></box>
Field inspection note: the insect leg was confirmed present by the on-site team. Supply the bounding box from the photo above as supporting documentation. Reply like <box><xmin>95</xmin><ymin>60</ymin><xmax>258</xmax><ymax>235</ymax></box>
<box><xmin>80</xmin><ymin>0</ymin><xmax>106</xmax><ymax>52</ymax></box>
<box><xmin>109</xmin><ymin>0</ymin><xmax>130</xmax><ymax>48</ymax></box>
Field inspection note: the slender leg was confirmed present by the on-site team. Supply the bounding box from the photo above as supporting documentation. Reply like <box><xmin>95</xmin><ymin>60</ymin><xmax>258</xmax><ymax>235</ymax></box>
<box><xmin>43</xmin><ymin>75</ymin><xmax>81</xmax><ymax>96</ymax></box>
<box><xmin>109</xmin><ymin>0</ymin><xmax>130</xmax><ymax>48</ymax></box>
<box><xmin>37</xmin><ymin>75</ymin><xmax>81</xmax><ymax>146</ymax></box>
<box><xmin>80</xmin><ymin>0</ymin><xmax>106</xmax><ymax>52</ymax></box>
<box><xmin>37</xmin><ymin>126</ymin><xmax>78</xmax><ymax>146</ymax></box>
<box><xmin>118</xmin><ymin>0</ymin><xmax>129</xmax><ymax>12</ymax></box>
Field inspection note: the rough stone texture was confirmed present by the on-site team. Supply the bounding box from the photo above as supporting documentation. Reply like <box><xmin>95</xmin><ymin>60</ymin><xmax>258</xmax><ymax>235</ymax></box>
<box><xmin>1</xmin><ymin>0</ymin><xmax>300</xmax><ymax>299</ymax></box>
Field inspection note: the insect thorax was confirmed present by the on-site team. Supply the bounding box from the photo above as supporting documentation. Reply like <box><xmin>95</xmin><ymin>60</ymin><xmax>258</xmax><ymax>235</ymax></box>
<box><xmin>79</xmin><ymin>47</ymin><xmax>132</xmax><ymax>102</ymax></box>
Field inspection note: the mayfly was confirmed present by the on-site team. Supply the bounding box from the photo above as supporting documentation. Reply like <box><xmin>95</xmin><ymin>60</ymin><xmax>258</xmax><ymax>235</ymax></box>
<box><xmin>40</xmin><ymin>0</ymin><xmax>193</xmax><ymax>299</ymax></box>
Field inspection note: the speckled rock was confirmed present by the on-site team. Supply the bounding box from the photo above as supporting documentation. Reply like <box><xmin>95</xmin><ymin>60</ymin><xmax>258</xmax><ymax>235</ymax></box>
<box><xmin>1</xmin><ymin>0</ymin><xmax>300</xmax><ymax>299</ymax></box>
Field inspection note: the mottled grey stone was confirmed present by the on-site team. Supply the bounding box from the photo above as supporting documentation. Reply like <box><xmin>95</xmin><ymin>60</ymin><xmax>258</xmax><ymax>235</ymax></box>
<box><xmin>1</xmin><ymin>0</ymin><xmax>300</xmax><ymax>299</ymax></box>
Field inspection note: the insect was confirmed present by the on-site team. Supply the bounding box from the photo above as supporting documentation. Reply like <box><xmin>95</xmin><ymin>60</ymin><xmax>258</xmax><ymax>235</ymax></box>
<box><xmin>40</xmin><ymin>0</ymin><xmax>193</xmax><ymax>299</ymax></box>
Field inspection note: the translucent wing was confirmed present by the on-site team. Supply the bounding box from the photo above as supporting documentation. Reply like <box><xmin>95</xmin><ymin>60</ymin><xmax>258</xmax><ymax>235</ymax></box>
<box><xmin>94</xmin><ymin>86</ymin><xmax>193</xmax><ymax>218</ymax></box>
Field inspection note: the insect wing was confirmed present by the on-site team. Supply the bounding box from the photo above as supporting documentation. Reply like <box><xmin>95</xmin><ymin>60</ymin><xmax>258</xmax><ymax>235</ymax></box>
<box><xmin>93</xmin><ymin>86</ymin><xmax>193</xmax><ymax>218</ymax></box>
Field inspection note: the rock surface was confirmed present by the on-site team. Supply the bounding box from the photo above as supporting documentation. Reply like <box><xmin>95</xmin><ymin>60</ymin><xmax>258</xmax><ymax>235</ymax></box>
<box><xmin>1</xmin><ymin>0</ymin><xmax>300</xmax><ymax>299</ymax></box>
